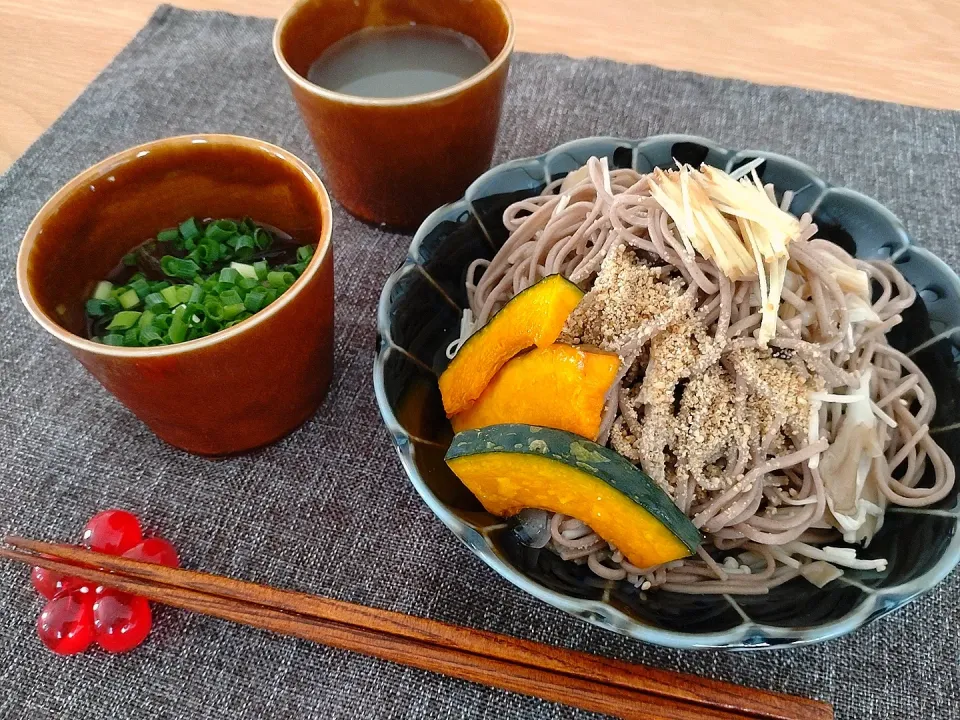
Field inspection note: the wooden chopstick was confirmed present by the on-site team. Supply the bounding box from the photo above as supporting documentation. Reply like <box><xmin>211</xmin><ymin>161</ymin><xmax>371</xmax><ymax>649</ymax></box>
<box><xmin>3</xmin><ymin>538</ymin><xmax>832</xmax><ymax>720</ymax></box>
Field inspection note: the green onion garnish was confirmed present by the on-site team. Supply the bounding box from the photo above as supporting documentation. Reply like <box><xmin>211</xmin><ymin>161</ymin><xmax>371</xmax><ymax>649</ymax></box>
<box><xmin>203</xmin><ymin>298</ymin><xmax>225</xmax><ymax>321</ymax></box>
<box><xmin>218</xmin><ymin>267</ymin><xmax>240</xmax><ymax>285</ymax></box>
<box><xmin>267</xmin><ymin>271</ymin><xmax>295</xmax><ymax>289</ymax></box>
<box><xmin>93</xmin><ymin>281</ymin><xmax>114</xmax><ymax>300</ymax></box>
<box><xmin>230</xmin><ymin>262</ymin><xmax>258</xmax><ymax>281</ymax></box>
<box><xmin>217</xmin><ymin>291</ymin><xmax>242</xmax><ymax>310</ymax></box>
<box><xmin>118</xmin><ymin>289</ymin><xmax>141</xmax><ymax>309</ymax></box>
<box><xmin>107</xmin><ymin>310</ymin><xmax>142</xmax><ymax>330</ymax></box>
<box><xmin>244</xmin><ymin>289</ymin><xmax>267</xmax><ymax>313</ymax></box>
<box><xmin>86</xmin><ymin>217</ymin><xmax>313</xmax><ymax>347</ymax></box>
<box><xmin>139</xmin><ymin>324</ymin><xmax>165</xmax><ymax>346</ymax></box>
<box><xmin>130</xmin><ymin>278</ymin><xmax>151</xmax><ymax>299</ymax></box>
<box><xmin>179</xmin><ymin>217</ymin><xmax>201</xmax><ymax>241</ymax></box>
<box><xmin>160</xmin><ymin>256</ymin><xmax>201</xmax><ymax>279</ymax></box>
<box><xmin>137</xmin><ymin>310</ymin><xmax>156</xmax><ymax>329</ymax></box>
<box><xmin>86</xmin><ymin>298</ymin><xmax>120</xmax><ymax>317</ymax></box>
<box><xmin>160</xmin><ymin>285</ymin><xmax>181</xmax><ymax>307</ymax></box>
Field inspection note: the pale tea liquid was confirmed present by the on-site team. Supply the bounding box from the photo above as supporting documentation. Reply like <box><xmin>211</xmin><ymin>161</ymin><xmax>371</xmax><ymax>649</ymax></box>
<box><xmin>306</xmin><ymin>25</ymin><xmax>490</xmax><ymax>99</ymax></box>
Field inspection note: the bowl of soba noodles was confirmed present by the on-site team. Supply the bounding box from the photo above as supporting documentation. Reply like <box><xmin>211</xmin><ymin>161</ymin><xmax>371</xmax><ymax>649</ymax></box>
<box><xmin>374</xmin><ymin>135</ymin><xmax>960</xmax><ymax>648</ymax></box>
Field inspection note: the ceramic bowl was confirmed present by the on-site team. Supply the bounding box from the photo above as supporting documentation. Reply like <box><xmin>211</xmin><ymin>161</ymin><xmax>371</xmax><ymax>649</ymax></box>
<box><xmin>274</xmin><ymin>0</ymin><xmax>514</xmax><ymax>229</ymax></box>
<box><xmin>375</xmin><ymin>135</ymin><xmax>960</xmax><ymax>649</ymax></box>
<box><xmin>17</xmin><ymin>134</ymin><xmax>335</xmax><ymax>456</ymax></box>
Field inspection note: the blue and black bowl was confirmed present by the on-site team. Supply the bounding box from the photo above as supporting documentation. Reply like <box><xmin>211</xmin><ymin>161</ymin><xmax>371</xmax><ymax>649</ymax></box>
<box><xmin>374</xmin><ymin>135</ymin><xmax>960</xmax><ymax>649</ymax></box>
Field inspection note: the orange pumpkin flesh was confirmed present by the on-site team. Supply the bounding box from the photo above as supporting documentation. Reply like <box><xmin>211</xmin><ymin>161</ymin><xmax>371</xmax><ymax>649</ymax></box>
<box><xmin>451</xmin><ymin>344</ymin><xmax>620</xmax><ymax>440</ymax></box>
<box><xmin>439</xmin><ymin>275</ymin><xmax>584</xmax><ymax>416</ymax></box>
<box><xmin>445</xmin><ymin>425</ymin><xmax>700</xmax><ymax>568</ymax></box>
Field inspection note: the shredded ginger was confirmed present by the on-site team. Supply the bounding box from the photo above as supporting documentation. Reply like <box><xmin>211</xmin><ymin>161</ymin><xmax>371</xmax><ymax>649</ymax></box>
<box><xmin>648</xmin><ymin>163</ymin><xmax>802</xmax><ymax>346</ymax></box>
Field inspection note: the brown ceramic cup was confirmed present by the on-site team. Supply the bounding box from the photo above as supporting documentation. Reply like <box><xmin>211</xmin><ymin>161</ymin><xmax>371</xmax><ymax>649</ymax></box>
<box><xmin>16</xmin><ymin>135</ymin><xmax>335</xmax><ymax>456</ymax></box>
<box><xmin>273</xmin><ymin>0</ymin><xmax>514</xmax><ymax>229</ymax></box>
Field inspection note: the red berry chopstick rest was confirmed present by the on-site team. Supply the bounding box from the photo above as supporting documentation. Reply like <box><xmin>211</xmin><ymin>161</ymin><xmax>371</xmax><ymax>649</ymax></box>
<box><xmin>31</xmin><ymin>509</ymin><xmax>178</xmax><ymax>655</ymax></box>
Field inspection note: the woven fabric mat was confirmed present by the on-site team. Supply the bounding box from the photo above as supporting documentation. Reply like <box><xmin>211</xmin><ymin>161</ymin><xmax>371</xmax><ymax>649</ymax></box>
<box><xmin>1</xmin><ymin>6</ymin><xmax>958</xmax><ymax>719</ymax></box>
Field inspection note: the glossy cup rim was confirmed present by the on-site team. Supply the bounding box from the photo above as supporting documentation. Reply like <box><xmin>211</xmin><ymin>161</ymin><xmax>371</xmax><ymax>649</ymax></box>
<box><xmin>16</xmin><ymin>133</ymin><xmax>334</xmax><ymax>359</ymax></box>
<box><xmin>272</xmin><ymin>0</ymin><xmax>515</xmax><ymax>107</ymax></box>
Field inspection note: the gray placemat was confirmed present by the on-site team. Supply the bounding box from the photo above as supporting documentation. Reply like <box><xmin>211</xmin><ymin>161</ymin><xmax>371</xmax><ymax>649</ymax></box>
<box><xmin>1</xmin><ymin>6</ymin><xmax>957</xmax><ymax>719</ymax></box>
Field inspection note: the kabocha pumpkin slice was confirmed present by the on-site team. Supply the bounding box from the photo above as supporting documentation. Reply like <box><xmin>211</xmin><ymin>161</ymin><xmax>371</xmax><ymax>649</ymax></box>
<box><xmin>439</xmin><ymin>275</ymin><xmax>584</xmax><ymax>416</ymax></box>
<box><xmin>451</xmin><ymin>344</ymin><xmax>620</xmax><ymax>440</ymax></box>
<box><xmin>445</xmin><ymin>424</ymin><xmax>701</xmax><ymax>567</ymax></box>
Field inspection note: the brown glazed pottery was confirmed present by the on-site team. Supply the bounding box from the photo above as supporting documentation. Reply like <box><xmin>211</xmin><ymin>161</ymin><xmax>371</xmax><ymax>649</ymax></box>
<box><xmin>273</xmin><ymin>0</ymin><xmax>514</xmax><ymax>229</ymax></box>
<box><xmin>17</xmin><ymin>135</ymin><xmax>335</xmax><ymax>456</ymax></box>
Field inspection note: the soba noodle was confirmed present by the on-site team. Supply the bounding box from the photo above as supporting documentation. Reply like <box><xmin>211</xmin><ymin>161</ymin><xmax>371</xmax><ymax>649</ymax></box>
<box><xmin>449</xmin><ymin>157</ymin><xmax>955</xmax><ymax>594</ymax></box>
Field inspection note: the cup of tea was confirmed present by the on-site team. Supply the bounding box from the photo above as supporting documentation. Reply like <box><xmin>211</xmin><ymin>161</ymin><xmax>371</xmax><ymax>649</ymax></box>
<box><xmin>273</xmin><ymin>0</ymin><xmax>514</xmax><ymax>229</ymax></box>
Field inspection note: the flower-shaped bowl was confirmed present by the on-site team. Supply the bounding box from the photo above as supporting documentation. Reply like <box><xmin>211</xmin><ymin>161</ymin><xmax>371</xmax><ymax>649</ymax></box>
<box><xmin>374</xmin><ymin>135</ymin><xmax>960</xmax><ymax>649</ymax></box>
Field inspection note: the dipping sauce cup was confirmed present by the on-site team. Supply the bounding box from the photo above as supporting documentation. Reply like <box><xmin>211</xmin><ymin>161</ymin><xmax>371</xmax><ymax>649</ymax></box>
<box><xmin>17</xmin><ymin>135</ymin><xmax>335</xmax><ymax>456</ymax></box>
<box><xmin>273</xmin><ymin>0</ymin><xmax>514</xmax><ymax>229</ymax></box>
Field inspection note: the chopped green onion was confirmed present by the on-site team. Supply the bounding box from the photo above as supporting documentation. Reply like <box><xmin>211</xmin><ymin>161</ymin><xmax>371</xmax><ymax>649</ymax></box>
<box><xmin>118</xmin><ymin>289</ymin><xmax>141</xmax><ymax>309</ymax></box>
<box><xmin>222</xmin><ymin>303</ymin><xmax>246</xmax><ymax>321</ymax></box>
<box><xmin>107</xmin><ymin>310</ymin><xmax>142</xmax><ymax>330</ymax></box>
<box><xmin>203</xmin><ymin>298</ymin><xmax>224</xmax><ymax>321</ymax></box>
<box><xmin>139</xmin><ymin>324</ymin><xmax>164</xmax><ymax>345</ymax></box>
<box><xmin>160</xmin><ymin>285</ymin><xmax>180</xmax><ymax>307</ymax></box>
<box><xmin>196</xmin><ymin>237</ymin><xmax>221</xmax><ymax>266</ymax></box>
<box><xmin>169</xmin><ymin>308</ymin><xmax>188</xmax><ymax>344</ymax></box>
<box><xmin>218</xmin><ymin>289</ymin><xmax>243</xmax><ymax>307</ymax></box>
<box><xmin>230</xmin><ymin>262</ymin><xmax>258</xmax><ymax>281</ymax></box>
<box><xmin>179</xmin><ymin>217</ymin><xmax>201</xmax><ymax>241</ymax></box>
<box><xmin>218</xmin><ymin>267</ymin><xmax>240</xmax><ymax>285</ymax></box>
<box><xmin>144</xmin><ymin>293</ymin><xmax>168</xmax><ymax>312</ymax></box>
<box><xmin>130</xmin><ymin>278</ymin><xmax>150</xmax><ymax>298</ymax></box>
<box><xmin>244</xmin><ymin>289</ymin><xmax>267</xmax><ymax>313</ymax></box>
<box><xmin>86</xmin><ymin>218</ymin><xmax>310</xmax><ymax>346</ymax></box>
<box><xmin>183</xmin><ymin>303</ymin><xmax>206</xmax><ymax>326</ymax></box>
<box><xmin>253</xmin><ymin>228</ymin><xmax>272</xmax><ymax>250</ymax></box>
<box><xmin>93</xmin><ymin>281</ymin><xmax>114</xmax><ymax>300</ymax></box>
<box><xmin>161</xmin><ymin>256</ymin><xmax>200</xmax><ymax>279</ymax></box>
<box><xmin>233</xmin><ymin>235</ymin><xmax>256</xmax><ymax>259</ymax></box>
<box><xmin>86</xmin><ymin>298</ymin><xmax>120</xmax><ymax>317</ymax></box>
<box><xmin>137</xmin><ymin>310</ymin><xmax>156</xmax><ymax>329</ymax></box>
<box><xmin>267</xmin><ymin>271</ymin><xmax>295</xmax><ymax>289</ymax></box>
<box><xmin>205</xmin><ymin>220</ymin><xmax>238</xmax><ymax>241</ymax></box>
